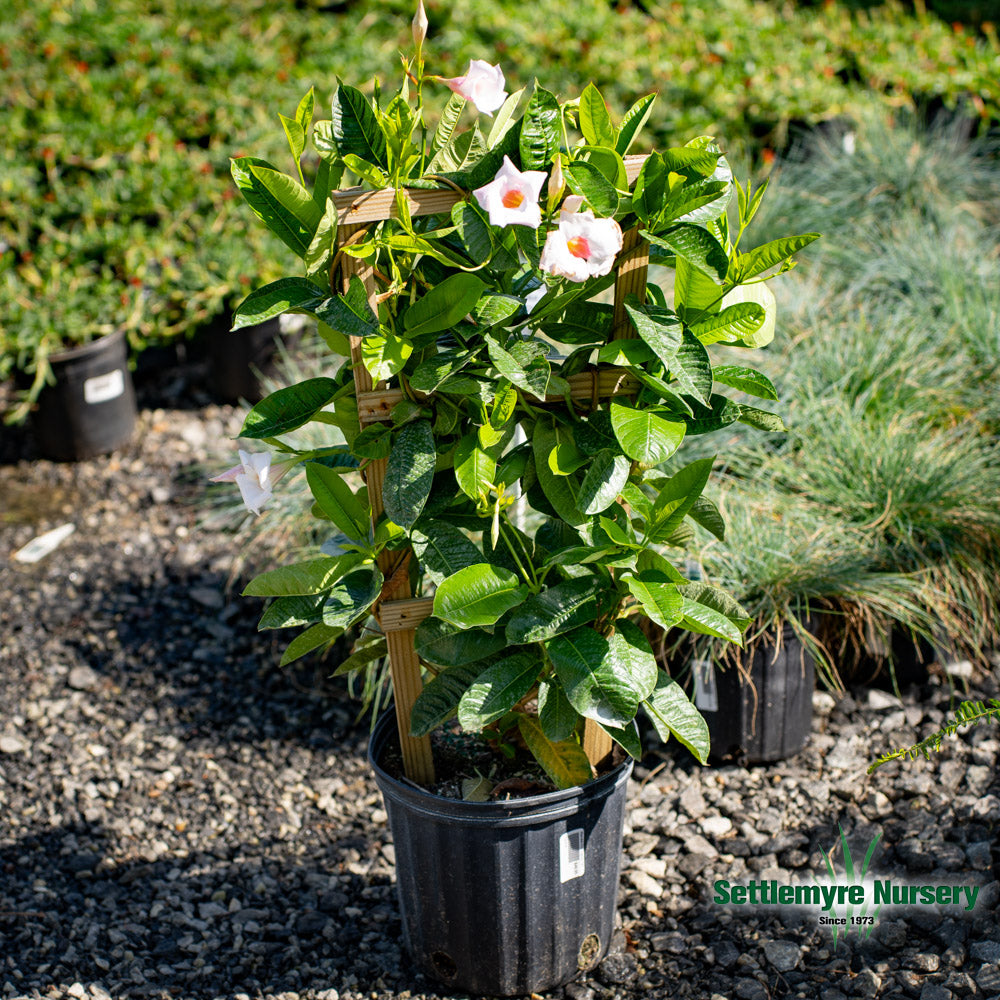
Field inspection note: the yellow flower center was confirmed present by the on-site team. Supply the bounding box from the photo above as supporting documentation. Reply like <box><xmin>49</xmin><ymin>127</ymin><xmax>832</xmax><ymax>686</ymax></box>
<box><xmin>567</xmin><ymin>235</ymin><xmax>590</xmax><ymax>259</ymax></box>
<box><xmin>501</xmin><ymin>189</ymin><xmax>525</xmax><ymax>209</ymax></box>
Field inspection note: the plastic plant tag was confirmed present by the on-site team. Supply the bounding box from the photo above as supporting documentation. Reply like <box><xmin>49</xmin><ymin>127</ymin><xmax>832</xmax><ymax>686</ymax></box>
<box><xmin>692</xmin><ymin>657</ymin><xmax>719</xmax><ymax>712</ymax></box>
<box><xmin>13</xmin><ymin>523</ymin><xmax>76</xmax><ymax>564</ymax></box>
<box><xmin>83</xmin><ymin>370</ymin><xmax>125</xmax><ymax>405</ymax></box>
<box><xmin>559</xmin><ymin>829</ymin><xmax>586</xmax><ymax>883</ymax></box>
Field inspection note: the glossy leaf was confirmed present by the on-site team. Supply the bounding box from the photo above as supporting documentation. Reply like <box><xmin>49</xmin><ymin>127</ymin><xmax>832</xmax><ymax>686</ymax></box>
<box><xmin>688</xmin><ymin>495</ymin><xmax>726</xmax><ymax>540</ymax></box>
<box><xmin>305</xmin><ymin>464</ymin><xmax>370</xmax><ymax>541</ymax></box>
<box><xmin>646</xmin><ymin>457</ymin><xmax>714</xmax><ymax>543</ymax></box>
<box><xmin>361</xmin><ymin>330</ymin><xmax>412</xmax><ymax>382</ymax></box>
<box><xmin>644</xmin><ymin>224</ymin><xmax>728</xmax><ymax>281</ymax></box>
<box><xmin>736</xmin><ymin>233</ymin><xmax>820</xmax><ymax>282</ymax></box>
<box><xmin>623</xmin><ymin>298</ymin><xmax>683</xmax><ymax>366</ymax></box>
<box><xmin>411</xmin><ymin>519</ymin><xmax>483</xmax><ymax>579</ymax></box>
<box><xmin>305</xmin><ymin>198</ymin><xmax>338</xmax><ymax>277</ymax></box>
<box><xmin>615</xmin><ymin>94</ymin><xmax>656</xmax><ymax>155</ymax></box>
<box><xmin>241</xmin><ymin>377</ymin><xmax>338</xmax><ymax>438</ymax></box>
<box><xmin>564</xmin><ymin>159</ymin><xmax>618</xmax><ymax>216</ymax></box>
<box><xmin>279</xmin><ymin>622</ymin><xmax>343</xmax><ymax>667</ymax></box>
<box><xmin>690</xmin><ymin>303</ymin><xmax>765</xmax><ymax>346</ymax></box>
<box><xmin>321</xmin><ymin>567</ymin><xmax>383</xmax><ymax>629</ymax></box>
<box><xmin>403</xmin><ymin>273</ymin><xmax>487</xmax><ymax>337</ymax></box>
<box><xmin>610</xmin><ymin>402</ymin><xmax>686</xmax><ymax>465</ymax></box>
<box><xmin>258</xmin><ymin>594</ymin><xmax>326</xmax><ymax>630</ymax></box>
<box><xmin>231</xmin><ymin>277</ymin><xmax>325</xmax><ymax>331</ymax></box>
<box><xmin>644</xmin><ymin>672</ymin><xmax>710</xmax><ymax>764</ymax></box>
<box><xmin>532</xmin><ymin>420</ymin><xmax>588</xmax><ymax>526</ymax></box>
<box><xmin>410</xmin><ymin>663</ymin><xmax>481</xmax><ymax>737</ymax></box>
<box><xmin>720</xmin><ymin>282</ymin><xmax>776</xmax><ymax>348</ymax></box>
<box><xmin>518</xmin><ymin>715</ymin><xmax>593</xmax><ymax>790</ymax></box>
<box><xmin>458</xmin><ymin>651</ymin><xmax>541</xmax><ymax>729</ymax></box>
<box><xmin>671</xmin><ymin>331</ymin><xmax>713</xmax><ymax>405</ymax></box>
<box><xmin>712</xmin><ymin>366</ymin><xmax>777</xmax><ymax>401</ymax></box>
<box><xmin>314</xmin><ymin>276</ymin><xmax>379</xmax><ymax>341</ymax></box>
<box><xmin>433</xmin><ymin>563</ymin><xmax>530</xmax><ymax>628</ymax></box>
<box><xmin>414</xmin><ymin>617</ymin><xmax>508</xmax><ymax>668</ymax></box>
<box><xmin>383</xmin><ymin>420</ymin><xmax>436</xmax><ymax>529</ymax></box>
<box><xmin>579</xmin><ymin>82</ymin><xmax>615</xmax><ymax>148</ymax></box>
<box><xmin>331</xmin><ymin>83</ymin><xmax>387</xmax><ymax>168</ymax></box>
<box><xmin>678</xmin><ymin>582</ymin><xmax>752</xmax><ymax>643</ymax></box>
<box><xmin>578</xmin><ymin>449</ymin><xmax>631</xmax><ymax>515</ymax></box>
<box><xmin>623</xmin><ymin>574</ymin><xmax>683</xmax><ymax>631</ymax></box>
<box><xmin>244</xmin><ymin>553</ymin><xmax>363</xmax><ymax>597</ymax></box>
<box><xmin>519</xmin><ymin>84</ymin><xmax>561</xmax><ymax>170</ymax></box>
<box><xmin>538</xmin><ymin>680</ymin><xmax>579</xmax><ymax>743</ymax></box>
<box><xmin>505</xmin><ymin>575</ymin><xmax>606</xmax><ymax>644</ymax></box>
<box><xmin>231</xmin><ymin>156</ymin><xmax>314</xmax><ymax>257</ymax></box>
<box><xmin>453</xmin><ymin>433</ymin><xmax>497</xmax><ymax>500</ymax></box>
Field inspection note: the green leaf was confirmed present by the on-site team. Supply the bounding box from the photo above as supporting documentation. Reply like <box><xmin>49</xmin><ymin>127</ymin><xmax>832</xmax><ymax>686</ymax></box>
<box><xmin>476</xmin><ymin>294</ymin><xmax>522</xmax><ymax>329</ymax></box>
<box><xmin>351</xmin><ymin>424</ymin><xmax>392</xmax><ymax>460</ymax></box>
<box><xmin>578</xmin><ymin>83</ymin><xmax>615</xmax><ymax>148</ymax></box>
<box><xmin>646</xmin><ymin>457</ymin><xmax>714</xmax><ymax>543</ymax></box>
<box><xmin>321</xmin><ymin>567</ymin><xmax>383</xmax><ymax>629</ymax></box>
<box><xmin>248</xmin><ymin>162</ymin><xmax>322</xmax><ymax>230</ymax></box>
<box><xmin>331</xmin><ymin>635</ymin><xmax>388</xmax><ymax>677</ymax></box>
<box><xmin>295</xmin><ymin>87</ymin><xmax>315</xmax><ymax>132</ymax></box>
<box><xmin>538</xmin><ymin>680</ymin><xmax>579</xmax><ymax>743</ymax></box>
<box><xmin>632</xmin><ymin>153</ymin><xmax>666</xmax><ymax>225</ymax></box>
<box><xmin>305</xmin><ymin>464</ymin><xmax>370</xmax><ymax>541</ymax></box>
<box><xmin>678</xmin><ymin>582</ymin><xmax>751</xmax><ymax>643</ymax></box>
<box><xmin>403</xmin><ymin>274</ymin><xmax>487</xmax><ymax>337</ymax></box>
<box><xmin>457</xmin><ymin>651</ymin><xmax>541</xmax><ymax>729</ymax></box>
<box><xmin>231</xmin><ymin>156</ymin><xmax>315</xmax><ymax>257</ymax></box>
<box><xmin>361</xmin><ymin>330</ymin><xmax>412</xmax><ymax>382</ymax></box>
<box><xmin>280</xmin><ymin>113</ymin><xmax>306</xmax><ymax>175</ymax></box>
<box><xmin>599</xmin><ymin>720</ymin><xmax>643</xmax><ymax>759</ymax></box>
<box><xmin>564</xmin><ymin>158</ymin><xmax>618</xmax><ymax>216</ymax></box>
<box><xmin>432</xmin><ymin>92</ymin><xmax>467</xmax><ymax>152</ymax></box>
<box><xmin>506</xmin><ymin>576</ymin><xmax>606</xmax><ymax>644</ymax></box>
<box><xmin>644</xmin><ymin>224</ymin><xmax>728</xmax><ymax>281</ymax></box>
<box><xmin>689</xmin><ymin>495</ymin><xmax>725</xmax><ymax>540</ymax></box>
<box><xmin>231</xmin><ymin>277</ymin><xmax>325</xmax><ymax>331</ymax></box>
<box><xmin>518</xmin><ymin>715</ymin><xmax>593</xmax><ymax>790</ymax></box>
<box><xmin>736</xmin><ymin>233</ymin><xmax>820</xmax><ymax>282</ymax></box>
<box><xmin>615</xmin><ymin>94</ymin><xmax>656</xmax><ymax>155</ymax></box>
<box><xmin>719</xmin><ymin>282</ymin><xmax>776</xmax><ymax>348</ymax></box>
<box><xmin>451</xmin><ymin>201</ymin><xmax>496</xmax><ymax>264</ymax></box>
<box><xmin>341</xmin><ymin>153</ymin><xmax>389</xmax><ymax>188</ymax></box>
<box><xmin>623</xmin><ymin>298</ymin><xmax>683</xmax><ymax>366</ymax></box>
<box><xmin>610</xmin><ymin>402</ymin><xmax>686</xmax><ymax>465</ymax></box>
<box><xmin>685</xmin><ymin>394</ymin><xmax>743</xmax><ymax>435</ymax></box>
<box><xmin>383</xmin><ymin>420</ymin><xmax>436</xmax><ymax>530</ymax></box>
<box><xmin>244</xmin><ymin>553</ymin><xmax>364</xmax><ymax>597</ymax></box>
<box><xmin>410</xmin><ymin>664</ymin><xmax>481</xmax><ymax>737</ymax></box>
<box><xmin>713</xmin><ymin>365</ymin><xmax>778</xmax><ymax>401</ymax></box>
<box><xmin>331</xmin><ymin>83</ymin><xmax>388</xmax><ymax>168</ymax></box>
<box><xmin>279</xmin><ymin>622</ymin><xmax>343</xmax><ymax>666</ymax></box>
<box><xmin>519</xmin><ymin>84</ymin><xmax>561</xmax><ymax>170</ymax></box>
<box><xmin>674</xmin><ymin>254</ymin><xmax>722</xmax><ymax>317</ymax></box>
<box><xmin>672</xmin><ymin>331</ymin><xmax>713</xmax><ymax>405</ymax></box>
<box><xmin>259</xmin><ymin>594</ymin><xmax>326</xmax><ymax>630</ymax></box>
<box><xmin>578</xmin><ymin>449</ymin><xmax>631</xmax><ymax>515</ymax></box>
<box><xmin>612</xmin><ymin>618</ymin><xmax>659</xmax><ymax>699</ymax></box>
<box><xmin>486</xmin><ymin>337</ymin><xmax>550</xmax><ymax>398</ymax></box>
<box><xmin>548</xmin><ymin>626</ymin><xmax>645</xmax><ymax>728</ymax></box>
<box><xmin>596</xmin><ymin>339</ymin><xmax>655</xmax><ymax>367</ymax></box>
<box><xmin>433</xmin><ymin>563</ymin><xmax>530</xmax><ymax>628</ymax></box>
<box><xmin>738</xmin><ymin>405</ymin><xmax>786</xmax><ymax>432</ymax></box>
<box><xmin>623</xmin><ymin>575</ymin><xmax>683</xmax><ymax>631</ymax></box>
<box><xmin>409</xmin><ymin>348</ymin><xmax>475</xmax><ymax>394</ymax></box>
<box><xmin>644</xmin><ymin>672</ymin><xmax>710</xmax><ymax>764</ymax></box>
<box><xmin>453</xmin><ymin>433</ymin><xmax>497</xmax><ymax>501</ymax></box>
<box><xmin>690</xmin><ymin>303</ymin><xmax>765</xmax><ymax>346</ymax></box>
<box><xmin>241</xmin><ymin>377</ymin><xmax>338</xmax><ymax>438</ymax></box>
<box><xmin>486</xmin><ymin>87</ymin><xmax>526</xmax><ymax>147</ymax></box>
<box><xmin>411</xmin><ymin>519</ymin><xmax>483</xmax><ymax>578</ymax></box>
<box><xmin>414</xmin><ymin>617</ymin><xmax>508</xmax><ymax>668</ymax></box>
<box><xmin>532</xmin><ymin>420</ymin><xmax>588</xmax><ymax>526</ymax></box>
<box><xmin>314</xmin><ymin>275</ymin><xmax>379</xmax><ymax>341</ymax></box>
<box><xmin>305</xmin><ymin>198</ymin><xmax>338</xmax><ymax>277</ymax></box>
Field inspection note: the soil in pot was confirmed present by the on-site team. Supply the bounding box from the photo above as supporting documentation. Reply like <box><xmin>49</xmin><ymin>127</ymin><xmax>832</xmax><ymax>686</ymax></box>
<box><xmin>696</xmin><ymin>621</ymin><xmax>815</xmax><ymax>764</ymax></box>
<box><xmin>30</xmin><ymin>330</ymin><xmax>137</xmax><ymax>462</ymax></box>
<box><xmin>369</xmin><ymin>712</ymin><xmax>632</xmax><ymax>996</ymax></box>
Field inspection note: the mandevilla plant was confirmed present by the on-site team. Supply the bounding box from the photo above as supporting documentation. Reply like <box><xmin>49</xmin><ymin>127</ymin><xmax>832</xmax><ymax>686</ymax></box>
<box><xmin>214</xmin><ymin>5</ymin><xmax>819</xmax><ymax>789</ymax></box>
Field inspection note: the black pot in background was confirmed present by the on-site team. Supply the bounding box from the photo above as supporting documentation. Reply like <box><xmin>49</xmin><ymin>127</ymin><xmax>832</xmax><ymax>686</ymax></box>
<box><xmin>31</xmin><ymin>330</ymin><xmax>137</xmax><ymax>462</ymax></box>
<box><xmin>369</xmin><ymin>712</ymin><xmax>633</xmax><ymax>997</ymax></box>
<box><xmin>697</xmin><ymin>622</ymin><xmax>815</xmax><ymax>764</ymax></box>
<box><xmin>205</xmin><ymin>316</ymin><xmax>291</xmax><ymax>404</ymax></box>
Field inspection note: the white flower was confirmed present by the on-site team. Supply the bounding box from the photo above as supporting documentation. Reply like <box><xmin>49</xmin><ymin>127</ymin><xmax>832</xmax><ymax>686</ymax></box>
<box><xmin>443</xmin><ymin>60</ymin><xmax>507</xmax><ymax>115</ymax></box>
<box><xmin>210</xmin><ymin>449</ymin><xmax>292</xmax><ymax>516</ymax></box>
<box><xmin>473</xmin><ymin>156</ymin><xmax>546</xmax><ymax>229</ymax></box>
<box><xmin>525</xmin><ymin>285</ymin><xmax>547</xmax><ymax>314</ymax></box>
<box><xmin>539</xmin><ymin>208</ymin><xmax>624</xmax><ymax>282</ymax></box>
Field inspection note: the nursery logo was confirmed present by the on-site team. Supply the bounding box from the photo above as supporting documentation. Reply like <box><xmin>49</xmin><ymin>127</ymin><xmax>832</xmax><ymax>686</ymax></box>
<box><xmin>712</xmin><ymin>825</ymin><xmax>981</xmax><ymax>945</ymax></box>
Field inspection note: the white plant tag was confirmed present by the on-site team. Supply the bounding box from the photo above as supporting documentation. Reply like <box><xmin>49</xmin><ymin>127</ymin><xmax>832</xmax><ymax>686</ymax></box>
<box><xmin>693</xmin><ymin>658</ymin><xmax>719</xmax><ymax>712</ymax></box>
<box><xmin>559</xmin><ymin>829</ymin><xmax>586</xmax><ymax>883</ymax></box>
<box><xmin>83</xmin><ymin>370</ymin><xmax>125</xmax><ymax>405</ymax></box>
<box><xmin>13</xmin><ymin>523</ymin><xmax>76</xmax><ymax>564</ymax></box>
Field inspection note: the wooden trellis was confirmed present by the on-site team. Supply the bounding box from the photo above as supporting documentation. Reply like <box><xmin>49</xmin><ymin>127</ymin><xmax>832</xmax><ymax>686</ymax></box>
<box><xmin>337</xmin><ymin>155</ymin><xmax>650</xmax><ymax>784</ymax></box>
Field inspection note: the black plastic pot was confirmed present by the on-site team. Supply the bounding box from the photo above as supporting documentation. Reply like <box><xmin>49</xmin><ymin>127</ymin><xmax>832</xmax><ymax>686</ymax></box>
<box><xmin>205</xmin><ymin>316</ymin><xmax>288</xmax><ymax>403</ymax></box>
<box><xmin>698</xmin><ymin>622</ymin><xmax>815</xmax><ymax>764</ymax></box>
<box><xmin>31</xmin><ymin>330</ymin><xmax>137</xmax><ymax>461</ymax></box>
<box><xmin>369</xmin><ymin>712</ymin><xmax>633</xmax><ymax>996</ymax></box>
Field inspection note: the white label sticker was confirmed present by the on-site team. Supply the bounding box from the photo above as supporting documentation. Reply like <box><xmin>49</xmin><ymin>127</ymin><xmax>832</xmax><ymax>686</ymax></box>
<box><xmin>560</xmin><ymin>829</ymin><xmax>586</xmax><ymax>883</ymax></box>
<box><xmin>693</xmin><ymin>658</ymin><xmax>719</xmax><ymax>712</ymax></box>
<box><xmin>83</xmin><ymin>369</ymin><xmax>125</xmax><ymax>405</ymax></box>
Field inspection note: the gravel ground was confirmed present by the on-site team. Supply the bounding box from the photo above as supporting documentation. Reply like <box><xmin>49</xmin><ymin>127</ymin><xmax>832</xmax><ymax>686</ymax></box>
<box><xmin>1</xmin><ymin>366</ymin><xmax>999</xmax><ymax>1000</ymax></box>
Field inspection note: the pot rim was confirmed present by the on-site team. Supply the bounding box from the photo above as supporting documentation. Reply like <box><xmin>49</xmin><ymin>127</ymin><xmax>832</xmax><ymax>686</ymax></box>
<box><xmin>367</xmin><ymin>710</ymin><xmax>633</xmax><ymax>825</ymax></box>
<box><xmin>47</xmin><ymin>328</ymin><xmax>128</xmax><ymax>364</ymax></box>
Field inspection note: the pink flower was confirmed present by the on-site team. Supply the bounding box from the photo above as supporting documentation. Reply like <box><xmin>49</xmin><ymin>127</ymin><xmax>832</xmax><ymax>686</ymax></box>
<box><xmin>210</xmin><ymin>449</ymin><xmax>294</xmax><ymax>516</ymax></box>
<box><xmin>443</xmin><ymin>60</ymin><xmax>507</xmax><ymax>115</ymax></box>
<box><xmin>473</xmin><ymin>156</ymin><xmax>546</xmax><ymax>229</ymax></box>
<box><xmin>539</xmin><ymin>206</ymin><xmax>624</xmax><ymax>282</ymax></box>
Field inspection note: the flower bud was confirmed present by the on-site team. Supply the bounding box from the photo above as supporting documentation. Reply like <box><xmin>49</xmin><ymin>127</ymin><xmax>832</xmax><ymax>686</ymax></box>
<box><xmin>412</xmin><ymin>0</ymin><xmax>428</xmax><ymax>51</ymax></box>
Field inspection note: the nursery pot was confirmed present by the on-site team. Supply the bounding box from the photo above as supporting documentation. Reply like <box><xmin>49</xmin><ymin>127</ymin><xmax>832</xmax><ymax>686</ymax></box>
<box><xmin>697</xmin><ymin>622</ymin><xmax>815</xmax><ymax>764</ymax></box>
<box><xmin>368</xmin><ymin>712</ymin><xmax>633</xmax><ymax>996</ymax></box>
<box><xmin>31</xmin><ymin>330</ymin><xmax>137</xmax><ymax>462</ymax></box>
<box><xmin>205</xmin><ymin>316</ymin><xmax>289</xmax><ymax>403</ymax></box>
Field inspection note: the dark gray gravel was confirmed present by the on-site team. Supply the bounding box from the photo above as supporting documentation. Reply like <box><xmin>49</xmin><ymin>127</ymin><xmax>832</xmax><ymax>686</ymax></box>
<box><xmin>1</xmin><ymin>377</ymin><xmax>999</xmax><ymax>1000</ymax></box>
